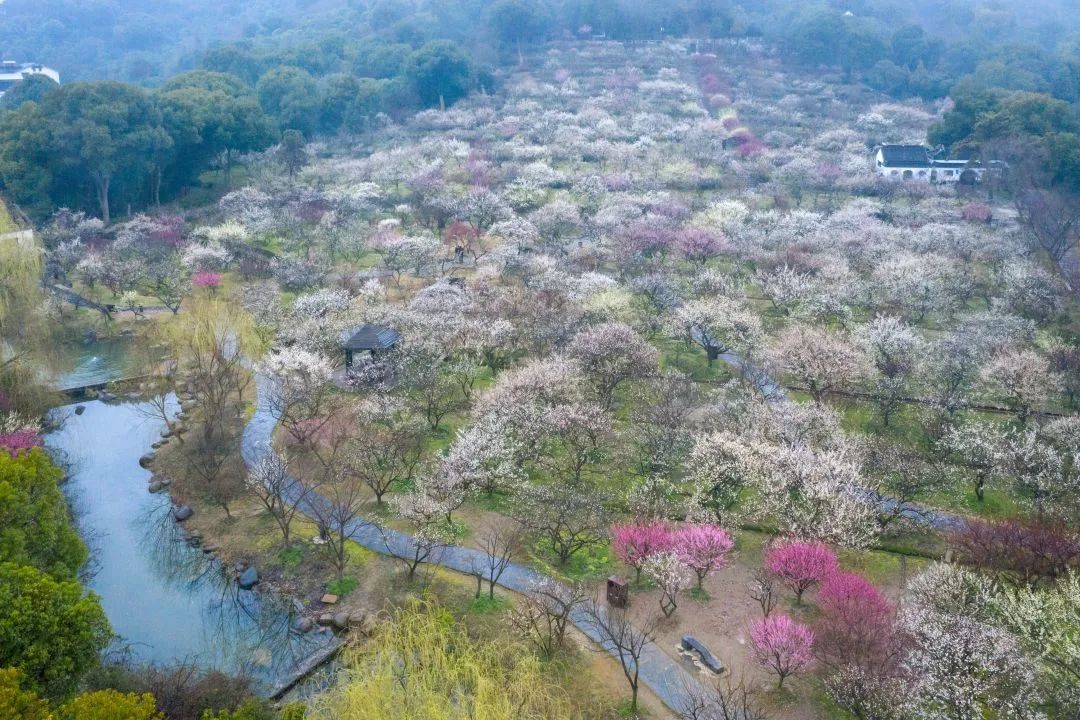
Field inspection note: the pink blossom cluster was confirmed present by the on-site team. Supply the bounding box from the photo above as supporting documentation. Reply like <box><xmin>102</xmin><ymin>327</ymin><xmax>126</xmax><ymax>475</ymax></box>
<box><xmin>750</xmin><ymin>613</ymin><xmax>815</xmax><ymax>689</ymax></box>
<box><xmin>192</xmin><ymin>270</ymin><xmax>222</xmax><ymax>289</ymax></box>
<box><xmin>611</xmin><ymin>522</ymin><xmax>733</xmax><ymax>587</ymax></box>
<box><xmin>0</xmin><ymin>428</ymin><xmax>42</xmax><ymax>457</ymax></box>
<box><xmin>764</xmin><ymin>540</ymin><xmax>839</xmax><ymax>604</ymax></box>
<box><xmin>813</xmin><ymin>569</ymin><xmax>899</xmax><ymax>669</ymax></box>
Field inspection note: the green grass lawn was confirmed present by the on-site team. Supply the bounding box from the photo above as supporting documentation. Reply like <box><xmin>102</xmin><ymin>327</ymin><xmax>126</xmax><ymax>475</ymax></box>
<box><xmin>655</xmin><ymin>335</ymin><xmax>735</xmax><ymax>383</ymax></box>
<box><xmin>922</xmin><ymin>484</ymin><xmax>1025</xmax><ymax>520</ymax></box>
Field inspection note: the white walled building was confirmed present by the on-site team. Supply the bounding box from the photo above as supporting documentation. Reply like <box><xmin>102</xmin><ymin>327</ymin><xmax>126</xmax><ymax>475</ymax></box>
<box><xmin>0</xmin><ymin>61</ymin><xmax>60</xmax><ymax>99</ymax></box>
<box><xmin>873</xmin><ymin>144</ymin><xmax>985</xmax><ymax>184</ymax></box>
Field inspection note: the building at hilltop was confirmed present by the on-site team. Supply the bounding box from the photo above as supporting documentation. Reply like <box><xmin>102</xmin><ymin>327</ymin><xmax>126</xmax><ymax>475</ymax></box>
<box><xmin>873</xmin><ymin>144</ymin><xmax>985</xmax><ymax>184</ymax></box>
<box><xmin>0</xmin><ymin>61</ymin><xmax>60</xmax><ymax>98</ymax></box>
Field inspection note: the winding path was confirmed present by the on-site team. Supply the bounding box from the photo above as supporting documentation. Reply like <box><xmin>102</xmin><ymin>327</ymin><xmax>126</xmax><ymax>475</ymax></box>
<box><xmin>241</xmin><ymin>373</ymin><xmax>705</xmax><ymax>714</ymax></box>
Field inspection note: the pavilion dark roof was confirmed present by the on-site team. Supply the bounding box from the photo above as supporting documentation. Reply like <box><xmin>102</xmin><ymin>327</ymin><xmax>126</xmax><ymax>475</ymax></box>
<box><xmin>340</xmin><ymin>324</ymin><xmax>401</xmax><ymax>351</ymax></box>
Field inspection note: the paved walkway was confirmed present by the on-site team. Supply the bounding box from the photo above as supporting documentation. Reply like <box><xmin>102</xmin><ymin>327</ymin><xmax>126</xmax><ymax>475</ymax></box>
<box><xmin>241</xmin><ymin>373</ymin><xmax>704</xmax><ymax>715</ymax></box>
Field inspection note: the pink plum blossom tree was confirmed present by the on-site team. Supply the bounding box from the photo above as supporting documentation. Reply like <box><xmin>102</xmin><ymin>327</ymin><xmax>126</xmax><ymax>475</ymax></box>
<box><xmin>612</xmin><ymin>522</ymin><xmax>674</xmax><ymax>582</ymax></box>
<box><xmin>191</xmin><ymin>270</ymin><xmax>222</xmax><ymax>293</ymax></box>
<box><xmin>0</xmin><ymin>428</ymin><xmax>41</xmax><ymax>456</ymax></box>
<box><xmin>813</xmin><ymin>571</ymin><xmax>900</xmax><ymax>673</ymax></box>
<box><xmin>673</xmin><ymin>523</ymin><xmax>734</xmax><ymax>590</ymax></box>
<box><xmin>764</xmin><ymin>540</ymin><xmax>838</xmax><ymax>605</ymax></box>
<box><xmin>749</xmin><ymin>614</ymin><xmax>815</xmax><ymax>689</ymax></box>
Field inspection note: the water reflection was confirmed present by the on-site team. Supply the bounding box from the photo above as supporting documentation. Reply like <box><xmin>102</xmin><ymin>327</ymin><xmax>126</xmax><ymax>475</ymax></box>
<box><xmin>54</xmin><ymin>337</ymin><xmax>139</xmax><ymax>389</ymax></box>
<box><xmin>46</xmin><ymin>397</ymin><xmax>334</xmax><ymax>692</ymax></box>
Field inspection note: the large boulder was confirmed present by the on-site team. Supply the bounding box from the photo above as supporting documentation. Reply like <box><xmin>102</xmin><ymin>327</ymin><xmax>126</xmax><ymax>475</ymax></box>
<box><xmin>173</xmin><ymin>505</ymin><xmax>193</xmax><ymax>522</ymax></box>
<box><xmin>294</xmin><ymin>617</ymin><xmax>314</xmax><ymax>633</ymax></box>
<box><xmin>238</xmin><ymin>566</ymin><xmax>259</xmax><ymax>589</ymax></box>
<box><xmin>74</xmin><ymin>405</ymin><xmax>86</xmax><ymax>415</ymax></box>
<box><xmin>138</xmin><ymin>453</ymin><xmax>155</xmax><ymax>468</ymax></box>
<box><xmin>332</xmin><ymin>612</ymin><xmax>350</xmax><ymax>630</ymax></box>
<box><xmin>148</xmin><ymin>480</ymin><xmax>163</xmax><ymax>493</ymax></box>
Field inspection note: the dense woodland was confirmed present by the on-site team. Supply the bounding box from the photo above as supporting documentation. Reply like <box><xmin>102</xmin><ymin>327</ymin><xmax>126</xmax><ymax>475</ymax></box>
<box><xmin>0</xmin><ymin>2</ymin><xmax>1078</xmax><ymax>720</ymax></box>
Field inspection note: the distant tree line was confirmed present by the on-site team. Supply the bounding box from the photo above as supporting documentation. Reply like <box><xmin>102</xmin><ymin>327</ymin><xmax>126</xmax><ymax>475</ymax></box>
<box><xmin>1</xmin><ymin>0</ymin><xmax>1078</xmax><ymax>222</ymax></box>
<box><xmin>0</xmin><ymin>35</ymin><xmax>483</xmax><ymax>223</ymax></box>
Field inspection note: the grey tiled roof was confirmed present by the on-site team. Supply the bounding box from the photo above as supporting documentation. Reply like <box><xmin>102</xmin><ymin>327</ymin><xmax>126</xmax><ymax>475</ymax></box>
<box><xmin>339</xmin><ymin>324</ymin><xmax>400</xmax><ymax>350</ymax></box>
<box><xmin>879</xmin><ymin>145</ymin><xmax>931</xmax><ymax>167</ymax></box>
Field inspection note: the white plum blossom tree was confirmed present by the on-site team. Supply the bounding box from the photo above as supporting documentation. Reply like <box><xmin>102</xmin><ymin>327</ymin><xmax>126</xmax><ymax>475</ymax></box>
<box><xmin>766</xmin><ymin>325</ymin><xmax>868</xmax><ymax>405</ymax></box>
<box><xmin>981</xmin><ymin>349</ymin><xmax>1063</xmax><ymax>422</ymax></box>
<box><xmin>901</xmin><ymin>564</ymin><xmax>1044</xmax><ymax>720</ymax></box>
<box><xmin>642</xmin><ymin>550</ymin><xmax>691</xmax><ymax>617</ymax></box>
<box><xmin>854</xmin><ymin>315</ymin><xmax>924</xmax><ymax>426</ymax></box>
<box><xmin>567</xmin><ymin>322</ymin><xmax>658</xmax><ymax>408</ymax></box>
<box><xmin>259</xmin><ymin>347</ymin><xmax>336</xmax><ymax>447</ymax></box>
<box><xmin>669</xmin><ymin>297</ymin><xmax>764</xmax><ymax>367</ymax></box>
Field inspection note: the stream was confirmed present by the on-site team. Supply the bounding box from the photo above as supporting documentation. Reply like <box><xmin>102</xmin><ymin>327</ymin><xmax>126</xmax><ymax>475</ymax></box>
<box><xmin>45</xmin><ymin>363</ymin><xmax>335</xmax><ymax>691</ymax></box>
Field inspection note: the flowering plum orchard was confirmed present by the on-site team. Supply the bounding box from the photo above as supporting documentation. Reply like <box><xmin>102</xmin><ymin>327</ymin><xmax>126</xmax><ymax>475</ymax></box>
<box><xmin>38</xmin><ymin>33</ymin><xmax>1076</xmax><ymax>720</ymax></box>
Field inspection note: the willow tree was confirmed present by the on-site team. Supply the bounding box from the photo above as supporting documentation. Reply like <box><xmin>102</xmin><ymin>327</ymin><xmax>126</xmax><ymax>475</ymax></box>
<box><xmin>0</xmin><ymin>229</ymin><xmax>55</xmax><ymax>414</ymax></box>
<box><xmin>0</xmin><ymin>231</ymin><xmax>40</xmax><ymax>336</ymax></box>
<box><xmin>165</xmin><ymin>294</ymin><xmax>262</xmax><ymax>517</ymax></box>
<box><xmin>310</xmin><ymin>602</ymin><xmax>585</xmax><ymax>720</ymax></box>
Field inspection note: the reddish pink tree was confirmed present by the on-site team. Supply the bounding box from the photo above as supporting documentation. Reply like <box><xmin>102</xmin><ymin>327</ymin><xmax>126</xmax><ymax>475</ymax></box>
<box><xmin>764</xmin><ymin>540</ymin><xmax>838</xmax><ymax>605</ymax></box>
<box><xmin>675</xmin><ymin>228</ymin><xmax>728</xmax><ymax>266</ymax></box>
<box><xmin>443</xmin><ymin>220</ymin><xmax>478</xmax><ymax>248</ymax></box>
<box><xmin>750</xmin><ymin>614</ymin><xmax>815</xmax><ymax>689</ymax></box>
<box><xmin>673</xmin><ymin>524</ymin><xmax>734</xmax><ymax>589</ymax></box>
<box><xmin>0</xmin><ymin>429</ymin><xmax>42</xmax><ymax>457</ymax></box>
<box><xmin>611</xmin><ymin>523</ymin><xmax>674</xmax><ymax>582</ymax></box>
<box><xmin>950</xmin><ymin>516</ymin><xmax>1080</xmax><ymax>587</ymax></box>
<box><xmin>813</xmin><ymin>571</ymin><xmax>901</xmax><ymax>672</ymax></box>
<box><xmin>192</xmin><ymin>271</ymin><xmax>222</xmax><ymax>293</ymax></box>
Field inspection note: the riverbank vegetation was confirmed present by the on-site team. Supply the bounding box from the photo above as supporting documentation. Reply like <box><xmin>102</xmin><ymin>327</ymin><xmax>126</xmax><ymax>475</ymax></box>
<box><xmin>0</xmin><ymin>0</ymin><xmax>1078</xmax><ymax>719</ymax></box>
<box><xmin>0</xmin><ymin>444</ymin><xmax>294</xmax><ymax>719</ymax></box>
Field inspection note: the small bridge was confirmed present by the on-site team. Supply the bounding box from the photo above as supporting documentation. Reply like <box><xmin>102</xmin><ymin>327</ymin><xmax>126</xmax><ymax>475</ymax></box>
<box><xmin>56</xmin><ymin>374</ymin><xmax>156</xmax><ymax>398</ymax></box>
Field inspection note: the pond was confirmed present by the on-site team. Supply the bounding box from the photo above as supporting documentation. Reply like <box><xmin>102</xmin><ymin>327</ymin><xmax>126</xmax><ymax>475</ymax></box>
<box><xmin>45</xmin><ymin>397</ymin><xmax>336</xmax><ymax>691</ymax></box>
<box><xmin>53</xmin><ymin>336</ymin><xmax>141</xmax><ymax>391</ymax></box>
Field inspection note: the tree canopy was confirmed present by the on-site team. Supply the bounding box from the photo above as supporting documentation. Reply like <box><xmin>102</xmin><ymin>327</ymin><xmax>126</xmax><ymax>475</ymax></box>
<box><xmin>0</xmin><ymin>562</ymin><xmax>111</xmax><ymax>698</ymax></box>
<box><xmin>0</xmin><ymin>450</ymin><xmax>87</xmax><ymax>580</ymax></box>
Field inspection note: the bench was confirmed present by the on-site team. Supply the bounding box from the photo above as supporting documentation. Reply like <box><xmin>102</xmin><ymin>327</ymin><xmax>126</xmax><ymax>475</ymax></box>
<box><xmin>681</xmin><ymin>635</ymin><xmax>724</xmax><ymax>674</ymax></box>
